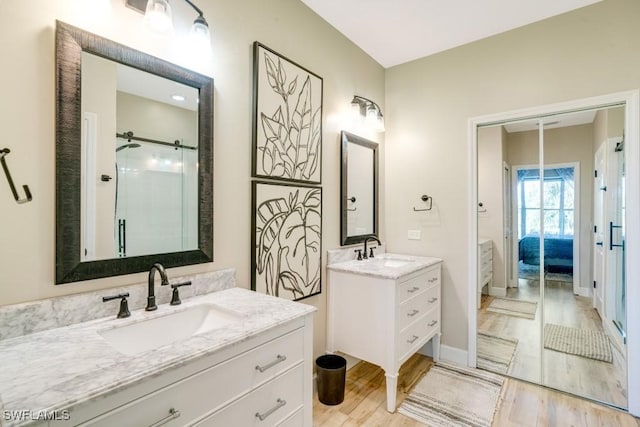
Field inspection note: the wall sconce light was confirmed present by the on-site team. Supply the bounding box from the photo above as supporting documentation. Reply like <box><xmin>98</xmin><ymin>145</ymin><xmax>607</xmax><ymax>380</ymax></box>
<box><xmin>127</xmin><ymin>0</ymin><xmax>211</xmax><ymax>52</ymax></box>
<box><xmin>351</xmin><ymin>95</ymin><xmax>385</xmax><ymax>132</ymax></box>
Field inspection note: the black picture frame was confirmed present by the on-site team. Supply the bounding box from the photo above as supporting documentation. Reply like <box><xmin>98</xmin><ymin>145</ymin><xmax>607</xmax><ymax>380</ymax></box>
<box><xmin>252</xmin><ymin>42</ymin><xmax>323</xmax><ymax>185</ymax></box>
<box><xmin>251</xmin><ymin>181</ymin><xmax>322</xmax><ymax>301</ymax></box>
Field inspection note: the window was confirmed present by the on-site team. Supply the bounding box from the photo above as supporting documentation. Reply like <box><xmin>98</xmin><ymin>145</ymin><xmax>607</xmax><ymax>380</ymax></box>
<box><xmin>518</xmin><ymin>167</ymin><xmax>574</xmax><ymax>239</ymax></box>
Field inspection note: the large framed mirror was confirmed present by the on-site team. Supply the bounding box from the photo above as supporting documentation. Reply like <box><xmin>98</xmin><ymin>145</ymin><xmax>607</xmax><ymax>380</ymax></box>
<box><xmin>340</xmin><ymin>131</ymin><xmax>378</xmax><ymax>245</ymax></box>
<box><xmin>55</xmin><ymin>21</ymin><xmax>213</xmax><ymax>284</ymax></box>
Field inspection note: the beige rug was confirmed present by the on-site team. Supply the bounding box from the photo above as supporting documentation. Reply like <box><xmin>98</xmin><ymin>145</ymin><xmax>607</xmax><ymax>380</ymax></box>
<box><xmin>398</xmin><ymin>363</ymin><xmax>504</xmax><ymax>427</ymax></box>
<box><xmin>544</xmin><ymin>323</ymin><xmax>613</xmax><ymax>363</ymax></box>
<box><xmin>487</xmin><ymin>297</ymin><xmax>537</xmax><ymax>319</ymax></box>
<box><xmin>477</xmin><ymin>331</ymin><xmax>518</xmax><ymax>375</ymax></box>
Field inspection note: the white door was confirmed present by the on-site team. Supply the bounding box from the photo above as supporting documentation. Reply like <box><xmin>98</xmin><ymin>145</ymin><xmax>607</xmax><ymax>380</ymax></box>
<box><xmin>593</xmin><ymin>143</ymin><xmax>606</xmax><ymax>316</ymax></box>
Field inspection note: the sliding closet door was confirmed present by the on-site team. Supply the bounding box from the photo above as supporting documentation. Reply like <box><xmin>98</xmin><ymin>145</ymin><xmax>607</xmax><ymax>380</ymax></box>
<box><xmin>476</xmin><ymin>119</ymin><xmax>542</xmax><ymax>385</ymax></box>
<box><xmin>477</xmin><ymin>106</ymin><xmax>629</xmax><ymax>409</ymax></box>
<box><xmin>541</xmin><ymin>108</ymin><xmax>628</xmax><ymax>408</ymax></box>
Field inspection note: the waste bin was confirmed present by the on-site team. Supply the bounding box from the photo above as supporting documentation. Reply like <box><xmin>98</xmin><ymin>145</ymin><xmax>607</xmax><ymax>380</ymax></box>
<box><xmin>316</xmin><ymin>354</ymin><xmax>347</xmax><ymax>405</ymax></box>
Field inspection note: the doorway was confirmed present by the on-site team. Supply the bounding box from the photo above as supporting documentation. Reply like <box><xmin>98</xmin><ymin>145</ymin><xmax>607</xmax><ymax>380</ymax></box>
<box><xmin>468</xmin><ymin>91</ymin><xmax>640</xmax><ymax>416</ymax></box>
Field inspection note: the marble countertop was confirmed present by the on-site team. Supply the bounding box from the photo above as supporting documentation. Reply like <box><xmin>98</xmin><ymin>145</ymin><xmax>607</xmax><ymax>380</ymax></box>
<box><xmin>327</xmin><ymin>253</ymin><xmax>442</xmax><ymax>279</ymax></box>
<box><xmin>0</xmin><ymin>288</ymin><xmax>315</xmax><ymax>426</ymax></box>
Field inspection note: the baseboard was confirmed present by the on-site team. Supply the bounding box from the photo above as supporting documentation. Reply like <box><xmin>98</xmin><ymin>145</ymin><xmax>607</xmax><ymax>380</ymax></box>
<box><xmin>576</xmin><ymin>287</ymin><xmax>591</xmax><ymax>297</ymax></box>
<box><xmin>439</xmin><ymin>344</ymin><xmax>468</xmax><ymax>366</ymax></box>
<box><xmin>489</xmin><ymin>286</ymin><xmax>507</xmax><ymax>297</ymax></box>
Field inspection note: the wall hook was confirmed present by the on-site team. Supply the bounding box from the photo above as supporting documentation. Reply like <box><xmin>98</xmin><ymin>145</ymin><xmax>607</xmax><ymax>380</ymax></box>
<box><xmin>413</xmin><ymin>194</ymin><xmax>432</xmax><ymax>212</ymax></box>
<box><xmin>478</xmin><ymin>202</ymin><xmax>487</xmax><ymax>213</ymax></box>
<box><xmin>0</xmin><ymin>148</ymin><xmax>33</xmax><ymax>204</ymax></box>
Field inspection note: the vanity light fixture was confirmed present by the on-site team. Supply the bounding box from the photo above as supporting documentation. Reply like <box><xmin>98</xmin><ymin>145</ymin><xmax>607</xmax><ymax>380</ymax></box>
<box><xmin>127</xmin><ymin>0</ymin><xmax>211</xmax><ymax>52</ymax></box>
<box><xmin>351</xmin><ymin>95</ymin><xmax>385</xmax><ymax>132</ymax></box>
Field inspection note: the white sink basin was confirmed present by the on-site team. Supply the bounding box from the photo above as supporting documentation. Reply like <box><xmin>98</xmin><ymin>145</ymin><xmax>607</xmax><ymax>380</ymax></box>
<box><xmin>98</xmin><ymin>304</ymin><xmax>244</xmax><ymax>356</ymax></box>
<box><xmin>362</xmin><ymin>256</ymin><xmax>415</xmax><ymax>269</ymax></box>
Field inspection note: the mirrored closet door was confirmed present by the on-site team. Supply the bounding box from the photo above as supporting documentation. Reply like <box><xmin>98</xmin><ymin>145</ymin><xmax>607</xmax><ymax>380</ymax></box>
<box><xmin>476</xmin><ymin>105</ymin><xmax>628</xmax><ymax>408</ymax></box>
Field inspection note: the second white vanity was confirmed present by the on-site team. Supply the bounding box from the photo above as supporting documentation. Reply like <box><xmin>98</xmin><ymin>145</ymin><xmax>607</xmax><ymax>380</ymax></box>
<box><xmin>327</xmin><ymin>253</ymin><xmax>443</xmax><ymax>412</ymax></box>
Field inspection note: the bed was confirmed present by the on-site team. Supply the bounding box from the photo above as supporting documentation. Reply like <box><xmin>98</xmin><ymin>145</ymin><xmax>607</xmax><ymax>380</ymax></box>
<box><xmin>518</xmin><ymin>235</ymin><xmax>573</xmax><ymax>274</ymax></box>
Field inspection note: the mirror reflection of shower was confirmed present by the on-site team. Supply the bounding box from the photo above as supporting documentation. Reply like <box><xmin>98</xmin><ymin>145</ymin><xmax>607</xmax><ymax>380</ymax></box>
<box><xmin>114</xmin><ymin>134</ymin><xmax>198</xmax><ymax>259</ymax></box>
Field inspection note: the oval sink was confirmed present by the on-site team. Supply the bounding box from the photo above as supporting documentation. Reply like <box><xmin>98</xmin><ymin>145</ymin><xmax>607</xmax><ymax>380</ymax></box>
<box><xmin>98</xmin><ymin>304</ymin><xmax>244</xmax><ymax>356</ymax></box>
<box><xmin>362</xmin><ymin>257</ymin><xmax>415</xmax><ymax>269</ymax></box>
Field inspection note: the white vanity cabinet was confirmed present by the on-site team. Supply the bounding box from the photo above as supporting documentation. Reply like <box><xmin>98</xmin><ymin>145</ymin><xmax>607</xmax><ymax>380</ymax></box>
<box><xmin>68</xmin><ymin>316</ymin><xmax>313</xmax><ymax>427</ymax></box>
<box><xmin>478</xmin><ymin>238</ymin><xmax>493</xmax><ymax>308</ymax></box>
<box><xmin>327</xmin><ymin>260</ymin><xmax>442</xmax><ymax>413</ymax></box>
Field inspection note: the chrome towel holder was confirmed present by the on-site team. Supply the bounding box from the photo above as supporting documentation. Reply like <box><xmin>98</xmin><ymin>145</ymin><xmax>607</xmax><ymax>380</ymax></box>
<box><xmin>0</xmin><ymin>148</ymin><xmax>32</xmax><ymax>204</ymax></box>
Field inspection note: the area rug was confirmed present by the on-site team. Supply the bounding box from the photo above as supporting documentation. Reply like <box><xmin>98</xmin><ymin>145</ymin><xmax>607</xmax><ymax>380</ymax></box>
<box><xmin>487</xmin><ymin>297</ymin><xmax>538</xmax><ymax>319</ymax></box>
<box><xmin>477</xmin><ymin>331</ymin><xmax>518</xmax><ymax>375</ymax></box>
<box><xmin>544</xmin><ymin>323</ymin><xmax>613</xmax><ymax>363</ymax></box>
<box><xmin>398</xmin><ymin>363</ymin><xmax>504</xmax><ymax>427</ymax></box>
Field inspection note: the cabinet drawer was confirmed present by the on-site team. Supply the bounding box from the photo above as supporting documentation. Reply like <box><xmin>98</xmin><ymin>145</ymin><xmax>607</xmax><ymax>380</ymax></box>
<box><xmin>277</xmin><ymin>408</ymin><xmax>304</xmax><ymax>427</ymax></box>
<box><xmin>398</xmin><ymin>285</ymin><xmax>439</xmax><ymax>332</ymax></box>
<box><xmin>81</xmin><ymin>329</ymin><xmax>304</xmax><ymax>427</ymax></box>
<box><xmin>398</xmin><ymin>267</ymin><xmax>440</xmax><ymax>303</ymax></box>
<box><xmin>397</xmin><ymin>309</ymin><xmax>440</xmax><ymax>361</ymax></box>
<box><xmin>194</xmin><ymin>364</ymin><xmax>304</xmax><ymax>427</ymax></box>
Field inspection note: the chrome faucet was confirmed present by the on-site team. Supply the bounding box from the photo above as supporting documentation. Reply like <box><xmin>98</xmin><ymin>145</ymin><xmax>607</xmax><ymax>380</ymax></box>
<box><xmin>146</xmin><ymin>263</ymin><xmax>169</xmax><ymax>311</ymax></box>
<box><xmin>363</xmin><ymin>236</ymin><xmax>381</xmax><ymax>259</ymax></box>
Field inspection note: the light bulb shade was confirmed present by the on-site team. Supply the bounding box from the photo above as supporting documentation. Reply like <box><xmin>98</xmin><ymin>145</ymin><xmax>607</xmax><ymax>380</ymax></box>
<box><xmin>375</xmin><ymin>113</ymin><xmax>385</xmax><ymax>132</ymax></box>
<box><xmin>144</xmin><ymin>0</ymin><xmax>173</xmax><ymax>35</ymax></box>
<box><xmin>365</xmin><ymin>104</ymin><xmax>378</xmax><ymax>125</ymax></box>
<box><xmin>351</xmin><ymin>100</ymin><xmax>361</xmax><ymax>118</ymax></box>
<box><xmin>189</xmin><ymin>15</ymin><xmax>211</xmax><ymax>53</ymax></box>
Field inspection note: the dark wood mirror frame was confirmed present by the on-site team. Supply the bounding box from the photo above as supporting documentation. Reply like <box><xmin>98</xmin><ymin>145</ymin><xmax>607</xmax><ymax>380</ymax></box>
<box><xmin>55</xmin><ymin>21</ymin><xmax>214</xmax><ymax>284</ymax></box>
<box><xmin>340</xmin><ymin>131</ymin><xmax>379</xmax><ymax>246</ymax></box>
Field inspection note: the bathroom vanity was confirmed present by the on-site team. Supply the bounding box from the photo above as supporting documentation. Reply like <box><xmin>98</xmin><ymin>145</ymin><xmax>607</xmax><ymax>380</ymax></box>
<box><xmin>327</xmin><ymin>253</ymin><xmax>443</xmax><ymax>412</ymax></box>
<box><xmin>0</xmin><ymin>283</ymin><xmax>315</xmax><ymax>427</ymax></box>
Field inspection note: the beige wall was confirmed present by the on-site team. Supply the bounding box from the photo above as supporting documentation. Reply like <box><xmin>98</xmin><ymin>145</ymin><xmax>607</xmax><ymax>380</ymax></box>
<box><xmin>477</xmin><ymin>126</ymin><xmax>506</xmax><ymax>289</ymax></box>
<box><xmin>507</xmin><ymin>124</ymin><xmax>594</xmax><ymax>292</ymax></box>
<box><xmin>0</xmin><ymin>0</ymin><xmax>385</xmax><ymax>362</ymax></box>
<box><xmin>385</xmin><ymin>0</ymin><xmax>640</xmax><ymax>352</ymax></box>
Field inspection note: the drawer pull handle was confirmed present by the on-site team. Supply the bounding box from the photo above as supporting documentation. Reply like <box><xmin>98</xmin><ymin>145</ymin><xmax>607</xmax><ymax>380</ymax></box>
<box><xmin>255</xmin><ymin>398</ymin><xmax>287</xmax><ymax>421</ymax></box>
<box><xmin>407</xmin><ymin>309</ymin><xmax>420</xmax><ymax>317</ymax></box>
<box><xmin>148</xmin><ymin>408</ymin><xmax>180</xmax><ymax>427</ymax></box>
<box><xmin>407</xmin><ymin>335</ymin><xmax>419</xmax><ymax>344</ymax></box>
<box><xmin>255</xmin><ymin>354</ymin><xmax>287</xmax><ymax>373</ymax></box>
<box><xmin>428</xmin><ymin>320</ymin><xmax>438</xmax><ymax>327</ymax></box>
<box><xmin>428</xmin><ymin>297</ymin><xmax>438</xmax><ymax>303</ymax></box>
<box><xmin>428</xmin><ymin>277</ymin><xmax>438</xmax><ymax>283</ymax></box>
<box><xmin>407</xmin><ymin>286</ymin><xmax>420</xmax><ymax>293</ymax></box>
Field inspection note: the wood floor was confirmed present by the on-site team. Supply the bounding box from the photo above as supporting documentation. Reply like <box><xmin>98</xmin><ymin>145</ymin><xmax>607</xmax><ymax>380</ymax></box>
<box><xmin>478</xmin><ymin>278</ymin><xmax>627</xmax><ymax>407</ymax></box>
<box><xmin>313</xmin><ymin>354</ymin><xmax>640</xmax><ymax>426</ymax></box>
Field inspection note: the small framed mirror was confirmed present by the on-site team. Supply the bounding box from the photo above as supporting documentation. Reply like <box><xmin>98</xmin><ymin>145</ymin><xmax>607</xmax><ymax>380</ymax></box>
<box><xmin>55</xmin><ymin>21</ymin><xmax>213</xmax><ymax>284</ymax></box>
<box><xmin>340</xmin><ymin>131</ymin><xmax>379</xmax><ymax>245</ymax></box>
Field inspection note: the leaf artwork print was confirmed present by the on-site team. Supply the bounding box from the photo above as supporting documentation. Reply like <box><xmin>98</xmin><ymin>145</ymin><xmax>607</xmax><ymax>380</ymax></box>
<box><xmin>255</xmin><ymin>45</ymin><xmax>322</xmax><ymax>183</ymax></box>
<box><xmin>254</xmin><ymin>184</ymin><xmax>321</xmax><ymax>301</ymax></box>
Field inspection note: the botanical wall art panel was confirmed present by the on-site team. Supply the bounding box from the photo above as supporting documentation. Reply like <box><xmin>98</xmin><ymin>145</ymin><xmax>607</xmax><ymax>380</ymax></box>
<box><xmin>252</xmin><ymin>42</ymin><xmax>323</xmax><ymax>184</ymax></box>
<box><xmin>252</xmin><ymin>181</ymin><xmax>322</xmax><ymax>301</ymax></box>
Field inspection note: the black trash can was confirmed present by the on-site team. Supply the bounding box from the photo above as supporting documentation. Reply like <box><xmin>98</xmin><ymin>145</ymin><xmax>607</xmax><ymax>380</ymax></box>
<box><xmin>316</xmin><ymin>354</ymin><xmax>347</xmax><ymax>405</ymax></box>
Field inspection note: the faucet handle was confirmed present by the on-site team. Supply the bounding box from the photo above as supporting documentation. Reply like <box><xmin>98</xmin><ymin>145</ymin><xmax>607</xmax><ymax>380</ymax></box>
<box><xmin>102</xmin><ymin>293</ymin><xmax>131</xmax><ymax>318</ymax></box>
<box><xmin>354</xmin><ymin>249</ymin><xmax>363</xmax><ymax>260</ymax></box>
<box><xmin>170</xmin><ymin>281</ymin><xmax>192</xmax><ymax>306</ymax></box>
<box><xmin>369</xmin><ymin>247</ymin><xmax>376</xmax><ymax>258</ymax></box>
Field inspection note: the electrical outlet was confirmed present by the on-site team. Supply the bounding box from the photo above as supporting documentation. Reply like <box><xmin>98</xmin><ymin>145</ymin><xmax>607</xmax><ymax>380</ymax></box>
<box><xmin>408</xmin><ymin>230</ymin><xmax>421</xmax><ymax>240</ymax></box>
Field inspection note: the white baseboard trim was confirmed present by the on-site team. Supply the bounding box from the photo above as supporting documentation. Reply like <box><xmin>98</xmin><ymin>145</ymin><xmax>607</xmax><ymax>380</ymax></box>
<box><xmin>439</xmin><ymin>344</ymin><xmax>468</xmax><ymax>366</ymax></box>
<box><xmin>489</xmin><ymin>286</ymin><xmax>507</xmax><ymax>297</ymax></box>
<box><xmin>576</xmin><ymin>287</ymin><xmax>591</xmax><ymax>297</ymax></box>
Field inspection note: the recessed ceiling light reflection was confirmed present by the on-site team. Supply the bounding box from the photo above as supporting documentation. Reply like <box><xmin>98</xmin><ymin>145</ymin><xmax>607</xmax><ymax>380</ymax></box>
<box><xmin>172</xmin><ymin>94</ymin><xmax>185</xmax><ymax>102</ymax></box>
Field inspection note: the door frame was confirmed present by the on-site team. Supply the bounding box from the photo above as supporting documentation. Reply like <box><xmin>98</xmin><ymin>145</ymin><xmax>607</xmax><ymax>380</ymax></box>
<box><xmin>468</xmin><ymin>90</ymin><xmax>640</xmax><ymax>416</ymax></box>
<box><xmin>511</xmin><ymin>162</ymin><xmax>581</xmax><ymax>295</ymax></box>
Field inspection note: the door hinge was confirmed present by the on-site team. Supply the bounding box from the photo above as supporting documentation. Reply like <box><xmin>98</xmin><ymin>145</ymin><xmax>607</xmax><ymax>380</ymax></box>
<box><xmin>593</xmin><ymin>280</ymin><xmax>597</xmax><ymax>289</ymax></box>
<box><xmin>594</xmin><ymin>170</ymin><xmax>598</xmax><ymax>178</ymax></box>
<box><xmin>594</xmin><ymin>225</ymin><xmax>597</xmax><ymax>233</ymax></box>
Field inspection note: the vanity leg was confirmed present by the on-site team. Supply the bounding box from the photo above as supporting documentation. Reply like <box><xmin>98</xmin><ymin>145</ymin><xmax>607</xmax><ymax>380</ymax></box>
<box><xmin>432</xmin><ymin>333</ymin><xmax>441</xmax><ymax>362</ymax></box>
<box><xmin>385</xmin><ymin>372</ymin><xmax>398</xmax><ymax>412</ymax></box>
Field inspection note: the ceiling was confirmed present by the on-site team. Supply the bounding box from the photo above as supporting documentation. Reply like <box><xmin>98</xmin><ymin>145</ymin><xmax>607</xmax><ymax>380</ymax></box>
<box><xmin>300</xmin><ymin>0</ymin><xmax>601</xmax><ymax>68</ymax></box>
<box><xmin>503</xmin><ymin>110</ymin><xmax>598</xmax><ymax>133</ymax></box>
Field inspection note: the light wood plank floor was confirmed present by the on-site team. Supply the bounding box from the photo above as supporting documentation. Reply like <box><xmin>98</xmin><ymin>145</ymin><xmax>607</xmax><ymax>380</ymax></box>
<box><xmin>313</xmin><ymin>354</ymin><xmax>640</xmax><ymax>426</ymax></box>
<box><xmin>478</xmin><ymin>278</ymin><xmax>627</xmax><ymax>407</ymax></box>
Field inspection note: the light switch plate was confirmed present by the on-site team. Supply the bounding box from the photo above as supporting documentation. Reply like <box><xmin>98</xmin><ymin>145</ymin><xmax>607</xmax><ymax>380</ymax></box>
<box><xmin>408</xmin><ymin>230</ymin><xmax>421</xmax><ymax>240</ymax></box>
